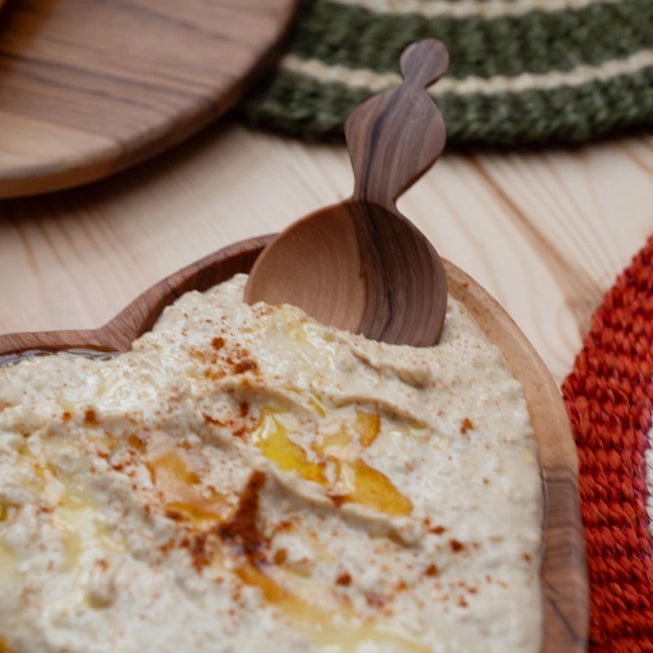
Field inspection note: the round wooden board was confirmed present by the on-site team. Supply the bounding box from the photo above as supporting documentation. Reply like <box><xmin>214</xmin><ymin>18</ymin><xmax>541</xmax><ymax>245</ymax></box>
<box><xmin>0</xmin><ymin>0</ymin><xmax>297</xmax><ymax>198</ymax></box>
<box><xmin>0</xmin><ymin>235</ymin><xmax>589</xmax><ymax>651</ymax></box>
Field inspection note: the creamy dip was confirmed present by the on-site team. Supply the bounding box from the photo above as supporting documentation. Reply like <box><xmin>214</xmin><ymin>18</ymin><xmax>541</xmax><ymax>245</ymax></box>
<box><xmin>0</xmin><ymin>274</ymin><xmax>542</xmax><ymax>653</ymax></box>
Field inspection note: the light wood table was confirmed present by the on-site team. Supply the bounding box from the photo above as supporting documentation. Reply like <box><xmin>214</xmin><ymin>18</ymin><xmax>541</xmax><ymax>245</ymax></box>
<box><xmin>0</xmin><ymin>121</ymin><xmax>651</xmax><ymax>386</ymax></box>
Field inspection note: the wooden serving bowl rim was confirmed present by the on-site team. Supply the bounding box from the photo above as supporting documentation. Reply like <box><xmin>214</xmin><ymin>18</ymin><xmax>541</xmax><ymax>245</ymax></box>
<box><xmin>0</xmin><ymin>234</ymin><xmax>589</xmax><ymax>651</ymax></box>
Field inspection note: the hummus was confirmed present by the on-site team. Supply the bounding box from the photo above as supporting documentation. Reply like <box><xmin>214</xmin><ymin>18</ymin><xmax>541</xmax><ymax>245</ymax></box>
<box><xmin>0</xmin><ymin>274</ymin><xmax>542</xmax><ymax>652</ymax></box>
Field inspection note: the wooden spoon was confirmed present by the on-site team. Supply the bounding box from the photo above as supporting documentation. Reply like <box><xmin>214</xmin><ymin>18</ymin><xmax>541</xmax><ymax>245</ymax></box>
<box><xmin>244</xmin><ymin>39</ymin><xmax>449</xmax><ymax>347</ymax></box>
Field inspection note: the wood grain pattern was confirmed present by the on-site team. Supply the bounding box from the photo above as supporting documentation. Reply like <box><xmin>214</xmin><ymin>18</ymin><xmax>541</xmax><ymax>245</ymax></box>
<box><xmin>244</xmin><ymin>196</ymin><xmax>450</xmax><ymax>346</ymax></box>
<box><xmin>0</xmin><ymin>124</ymin><xmax>650</xmax><ymax>386</ymax></box>
<box><xmin>0</xmin><ymin>236</ymin><xmax>589</xmax><ymax>651</ymax></box>
<box><xmin>346</xmin><ymin>39</ymin><xmax>448</xmax><ymax>207</ymax></box>
<box><xmin>0</xmin><ymin>235</ymin><xmax>269</xmax><ymax>358</ymax></box>
<box><xmin>0</xmin><ymin>0</ymin><xmax>296</xmax><ymax>197</ymax></box>
<box><xmin>244</xmin><ymin>40</ymin><xmax>448</xmax><ymax>347</ymax></box>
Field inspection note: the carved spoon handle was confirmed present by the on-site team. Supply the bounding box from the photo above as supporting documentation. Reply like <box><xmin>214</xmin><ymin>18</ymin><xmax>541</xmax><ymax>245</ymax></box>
<box><xmin>345</xmin><ymin>39</ymin><xmax>449</xmax><ymax>210</ymax></box>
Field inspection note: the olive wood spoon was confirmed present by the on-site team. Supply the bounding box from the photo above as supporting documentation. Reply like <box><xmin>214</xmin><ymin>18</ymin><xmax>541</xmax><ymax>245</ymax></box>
<box><xmin>244</xmin><ymin>39</ymin><xmax>449</xmax><ymax>346</ymax></box>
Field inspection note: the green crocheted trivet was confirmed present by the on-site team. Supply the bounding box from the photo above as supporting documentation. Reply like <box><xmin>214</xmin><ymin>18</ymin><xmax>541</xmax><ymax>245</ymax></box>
<box><xmin>241</xmin><ymin>0</ymin><xmax>653</xmax><ymax>146</ymax></box>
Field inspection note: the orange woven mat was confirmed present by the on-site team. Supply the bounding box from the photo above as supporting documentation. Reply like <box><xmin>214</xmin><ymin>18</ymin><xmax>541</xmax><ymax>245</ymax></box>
<box><xmin>562</xmin><ymin>236</ymin><xmax>653</xmax><ymax>652</ymax></box>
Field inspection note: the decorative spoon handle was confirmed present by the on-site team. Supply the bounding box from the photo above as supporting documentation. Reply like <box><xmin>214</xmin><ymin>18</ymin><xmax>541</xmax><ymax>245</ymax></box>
<box><xmin>345</xmin><ymin>39</ymin><xmax>448</xmax><ymax>209</ymax></box>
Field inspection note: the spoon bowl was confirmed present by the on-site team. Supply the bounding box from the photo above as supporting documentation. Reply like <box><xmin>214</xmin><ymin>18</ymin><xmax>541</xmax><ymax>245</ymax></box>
<box><xmin>245</xmin><ymin>39</ymin><xmax>450</xmax><ymax>346</ymax></box>
<box><xmin>244</xmin><ymin>199</ymin><xmax>447</xmax><ymax>346</ymax></box>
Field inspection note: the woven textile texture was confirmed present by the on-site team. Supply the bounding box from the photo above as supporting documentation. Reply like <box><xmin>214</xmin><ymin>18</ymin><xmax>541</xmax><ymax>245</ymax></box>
<box><xmin>562</xmin><ymin>237</ymin><xmax>653</xmax><ymax>652</ymax></box>
<box><xmin>241</xmin><ymin>0</ymin><xmax>653</xmax><ymax>146</ymax></box>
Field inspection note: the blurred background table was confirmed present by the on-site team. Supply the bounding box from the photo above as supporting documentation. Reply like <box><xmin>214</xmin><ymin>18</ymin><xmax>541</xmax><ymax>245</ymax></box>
<box><xmin>0</xmin><ymin>122</ymin><xmax>651</xmax><ymax>386</ymax></box>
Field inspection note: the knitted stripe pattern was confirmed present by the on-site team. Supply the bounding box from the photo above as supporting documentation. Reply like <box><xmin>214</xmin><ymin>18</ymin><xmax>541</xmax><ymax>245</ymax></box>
<box><xmin>562</xmin><ymin>236</ymin><xmax>653</xmax><ymax>652</ymax></box>
<box><xmin>242</xmin><ymin>0</ymin><xmax>653</xmax><ymax>146</ymax></box>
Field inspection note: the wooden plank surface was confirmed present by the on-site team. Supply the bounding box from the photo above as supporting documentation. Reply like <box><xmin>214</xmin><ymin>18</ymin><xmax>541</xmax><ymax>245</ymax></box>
<box><xmin>0</xmin><ymin>0</ymin><xmax>296</xmax><ymax>197</ymax></box>
<box><xmin>0</xmin><ymin>119</ymin><xmax>651</xmax><ymax>653</ymax></box>
<box><xmin>0</xmin><ymin>122</ymin><xmax>650</xmax><ymax>386</ymax></box>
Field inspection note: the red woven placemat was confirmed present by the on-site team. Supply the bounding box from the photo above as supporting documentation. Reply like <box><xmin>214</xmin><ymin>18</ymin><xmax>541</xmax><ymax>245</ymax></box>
<box><xmin>562</xmin><ymin>236</ymin><xmax>653</xmax><ymax>652</ymax></box>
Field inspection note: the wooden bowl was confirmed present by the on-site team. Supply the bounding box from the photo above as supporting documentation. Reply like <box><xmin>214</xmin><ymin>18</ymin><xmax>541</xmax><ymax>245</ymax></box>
<box><xmin>0</xmin><ymin>235</ymin><xmax>589</xmax><ymax>651</ymax></box>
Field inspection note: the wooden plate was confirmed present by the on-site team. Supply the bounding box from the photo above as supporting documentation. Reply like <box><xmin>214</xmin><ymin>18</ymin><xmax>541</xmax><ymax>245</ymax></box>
<box><xmin>0</xmin><ymin>0</ymin><xmax>296</xmax><ymax>198</ymax></box>
<box><xmin>0</xmin><ymin>235</ymin><xmax>589</xmax><ymax>651</ymax></box>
